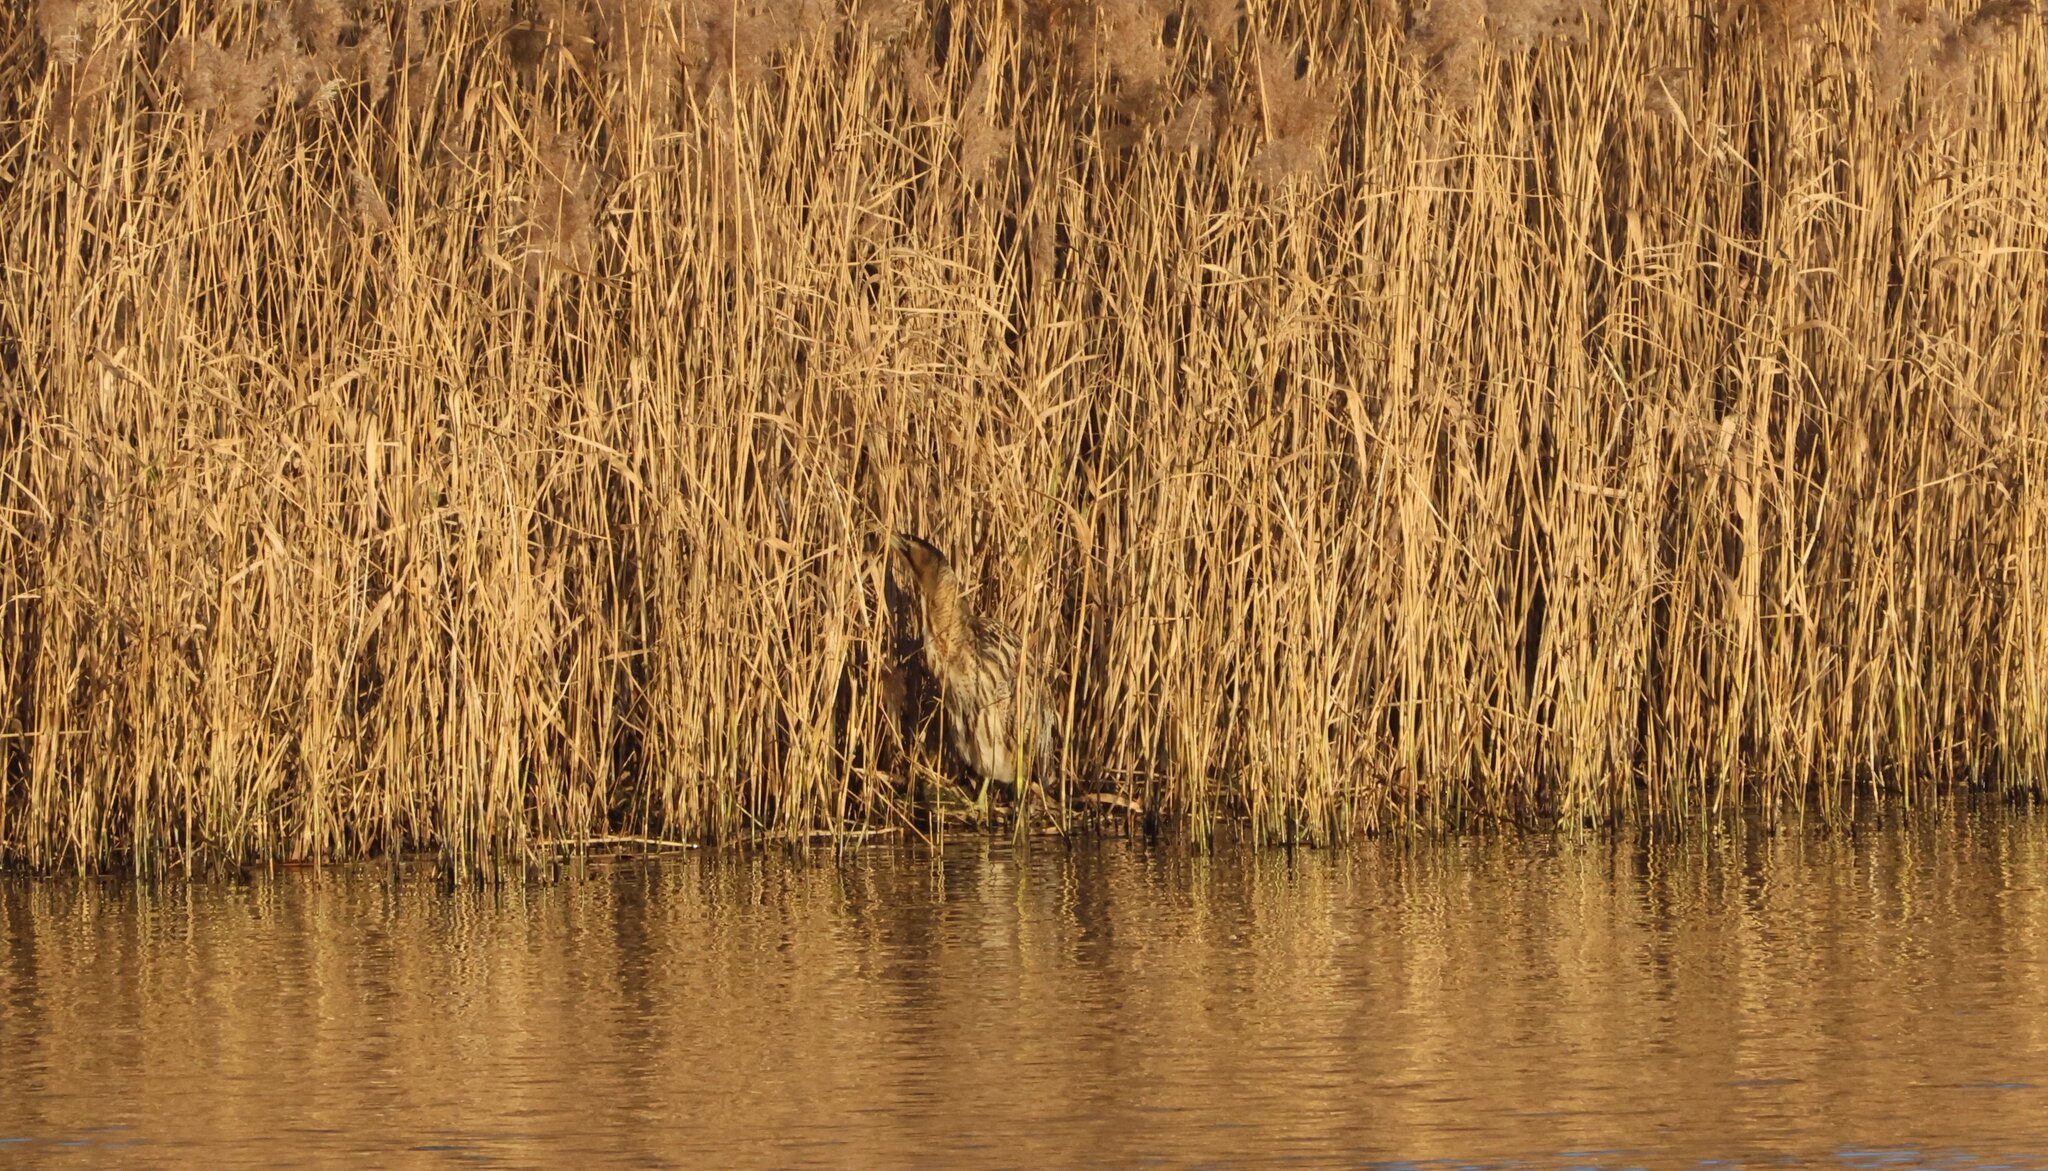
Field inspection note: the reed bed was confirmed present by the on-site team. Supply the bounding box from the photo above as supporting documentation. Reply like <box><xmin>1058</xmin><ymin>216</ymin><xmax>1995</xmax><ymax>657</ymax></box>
<box><xmin>0</xmin><ymin>0</ymin><xmax>2043</xmax><ymax>873</ymax></box>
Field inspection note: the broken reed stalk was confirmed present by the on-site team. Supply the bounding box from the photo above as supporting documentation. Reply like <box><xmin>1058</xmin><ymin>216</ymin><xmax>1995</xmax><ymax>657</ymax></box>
<box><xmin>0</xmin><ymin>0</ymin><xmax>2043</xmax><ymax>874</ymax></box>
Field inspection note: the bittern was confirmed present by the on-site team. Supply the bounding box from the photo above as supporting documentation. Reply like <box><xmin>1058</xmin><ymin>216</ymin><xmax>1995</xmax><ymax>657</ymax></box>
<box><xmin>889</xmin><ymin>533</ymin><xmax>1059</xmax><ymax>791</ymax></box>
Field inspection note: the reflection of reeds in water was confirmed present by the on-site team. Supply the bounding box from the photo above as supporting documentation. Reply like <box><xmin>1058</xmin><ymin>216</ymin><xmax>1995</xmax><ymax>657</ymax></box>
<box><xmin>0</xmin><ymin>0</ymin><xmax>2044</xmax><ymax>872</ymax></box>
<box><xmin>7</xmin><ymin>821</ymin><xmax>2048</xmax><ymax>1161</ymax></box>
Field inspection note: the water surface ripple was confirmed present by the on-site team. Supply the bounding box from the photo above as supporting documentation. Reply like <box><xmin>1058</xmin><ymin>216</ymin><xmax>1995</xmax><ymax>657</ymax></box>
<box><xmin>4</xmin><ymin>812</ymin><xmax>2048</xmax><ymax>1168</ymax></box>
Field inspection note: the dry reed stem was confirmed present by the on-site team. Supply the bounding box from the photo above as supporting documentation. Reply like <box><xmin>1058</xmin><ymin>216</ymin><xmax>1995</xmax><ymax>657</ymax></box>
<box><xmin>0</xmin><ymin>0</ymin><xmax>2043</xmax><ymax>873</ymax></box>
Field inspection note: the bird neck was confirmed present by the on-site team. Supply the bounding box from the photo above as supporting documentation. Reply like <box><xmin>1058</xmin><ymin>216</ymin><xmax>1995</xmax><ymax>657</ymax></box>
<box><xmin>920</xmin><ymin>565</ymin><xmax>976</xmax><ymax>659</ymax></box>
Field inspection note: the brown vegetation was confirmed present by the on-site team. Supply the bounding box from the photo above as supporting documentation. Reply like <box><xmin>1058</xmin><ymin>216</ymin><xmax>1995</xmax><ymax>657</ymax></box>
<box><xmin>0</xmin><ymin>0</ymin><xmax>2044</xmax><ymax>873</ymax></box>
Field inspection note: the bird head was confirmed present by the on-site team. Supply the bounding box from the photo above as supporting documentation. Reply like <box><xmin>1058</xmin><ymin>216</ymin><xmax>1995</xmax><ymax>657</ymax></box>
<box><xmin>889</xmin><ymin>533</ymin><xmax>952</xmax><ymax>595</ymax></box>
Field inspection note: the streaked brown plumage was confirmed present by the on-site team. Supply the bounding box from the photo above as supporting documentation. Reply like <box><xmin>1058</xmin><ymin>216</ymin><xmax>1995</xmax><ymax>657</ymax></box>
<box><xmin>890</xmin><ymin>534</ymin><xmax>1058</xmax><ymax>789</ymax></box>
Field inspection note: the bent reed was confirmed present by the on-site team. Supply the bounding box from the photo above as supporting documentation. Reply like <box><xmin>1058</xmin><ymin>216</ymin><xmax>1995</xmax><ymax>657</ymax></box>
<box><xmin>2</xmin><ymin>0</ymin><xmax>2045</xmax><ymax>874</ymax></box>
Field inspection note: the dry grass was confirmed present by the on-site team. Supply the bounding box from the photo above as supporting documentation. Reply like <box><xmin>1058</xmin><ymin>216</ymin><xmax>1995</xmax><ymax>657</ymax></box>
<box><xmin>0</xmin><ymin>0</ymin><xmax>2043</xmax><ymax>874</ymax></box>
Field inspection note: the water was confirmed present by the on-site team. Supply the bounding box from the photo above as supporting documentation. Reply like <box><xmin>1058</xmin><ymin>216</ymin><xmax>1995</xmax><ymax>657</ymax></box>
<box><xmin>4</xmin><ymin>811</ymin><xmax>2048</xmax><ymax>1169</ymax></box>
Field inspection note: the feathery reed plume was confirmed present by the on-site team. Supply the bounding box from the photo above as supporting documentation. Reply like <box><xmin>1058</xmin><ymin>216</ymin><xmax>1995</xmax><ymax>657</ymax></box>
<box><xmin>889</xmin><ymin>535</ymin><xmax>1059</xmax><ymax>792</ymax></box>
<box><xmin>35</xmin><ymin>0</ymin><xmax>101</xmax><ymax>66</ymax></box>
<box><xmin>523</xmin><ymin>127</ymin><xmax>598</xmax><ymax>281</ymax></box>
<box><xmin>537</xmin><ymin>0</ymin><xmax>598</xmax><ymax>74</ymax></box>
<box><xmin>1874</xmin><ymin>0</ymin><xmax>2033</xmax><ymax>116</ymax></box>
<box><xmin>854</xmin><ymin>0</ymin><xmax>918</xmax><ymax>43</ymax></box>
<box><xmin>348</xmin><ymin>163</ymin><xmax>394</xmax><ymax>233</ymax></box>
<box><xmin>1190</xmin><ymin>0</ymin><xmax>1242</xmax><ymax>43</ymax></box>
<box><xmin>1162</xmin><ymin>90</ymin><xmax>1217</xmax><ymax>156</ymax></box>
<box><xmin>39</xmin><ymin>4</ymin><xmax>118</xmax><ymax>157</ymax></box>
<box><xmin>1407</xmin><ymin>0</ymin><xmax>1485</xmax><ymax>107</ymax></box>
<box><xmin>1250</xmin><ymin>38</ymin><xmax>1341</xmax><ymax>186</ymax></box>
<box><xmin>1490</xmin><ymin>0</ymin><xmax>1606</xmax><ymax>49</ymax></box>
<box><xmin>168</xmin><ymin>35</ymin><xmax>283</xmax><ymax>148</ymax></box>
<box><xmin>1092</xmin><ymin>0</ymin><xmax>1172</xmax><ymax>142</ymax></box>
<box><xmin>958</xmin><ymin>55</ymin><xmax>1012</xmax><ymax>182</ymax></box>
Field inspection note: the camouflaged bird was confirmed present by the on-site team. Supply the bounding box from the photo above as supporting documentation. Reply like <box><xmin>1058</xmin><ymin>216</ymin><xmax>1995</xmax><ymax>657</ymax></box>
<box><xmin>889</xmin><ymin>534</ymin><xmax>1059</xmax><ymax>789</ymax></box>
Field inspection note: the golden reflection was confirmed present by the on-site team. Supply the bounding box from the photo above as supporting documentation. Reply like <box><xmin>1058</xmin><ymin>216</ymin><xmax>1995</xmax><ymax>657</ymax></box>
<box><xmin>1</xmin><ymin>811</ymin><xmax>2046</xmax><ymax>1166</ymax></box>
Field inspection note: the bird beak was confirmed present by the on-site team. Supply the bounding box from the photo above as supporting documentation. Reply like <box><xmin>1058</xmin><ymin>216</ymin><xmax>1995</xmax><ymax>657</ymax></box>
<box><xmin>888</xmin><ymin>533</ymin><xmax>912</xmax><ymax>557</ymax></box>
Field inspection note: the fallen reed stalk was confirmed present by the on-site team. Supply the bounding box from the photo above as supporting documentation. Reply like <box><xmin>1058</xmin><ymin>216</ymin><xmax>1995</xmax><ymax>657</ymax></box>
<box><xmin>0</xmin><ymin>0</ymin><xmax>2043</xmax><ymax>874</ymax></box>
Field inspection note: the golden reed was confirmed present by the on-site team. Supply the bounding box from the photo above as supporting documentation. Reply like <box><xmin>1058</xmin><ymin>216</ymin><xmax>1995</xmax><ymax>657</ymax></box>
<box><xmin>0</xmin><ymin>0</ymin><xmax>2043</xmax><ymax>873</ymax></box>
